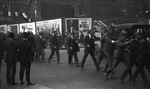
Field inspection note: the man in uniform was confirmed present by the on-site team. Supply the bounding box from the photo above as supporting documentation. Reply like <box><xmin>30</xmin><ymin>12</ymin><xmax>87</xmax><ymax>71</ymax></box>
<box><xmin>102</xmin><ymin>24</ymin><xmax>117</xmax><ymax>80</ymax></box>
<box><xmin>106</xmin><ymin>31</ymin><xmax>134</xmax><ymax>80</ymax></box>
<box><xmin>120</xmin><ymin>34</ymin><xmax>142</xmax><ymax>83</ymax></box>
<box><xmin>35</xmin><ymin>33</ymin><xmax>46</xmax><ymax>63</ymax></box>
<box><xmin>131</xmin><ymin>36</ymin><xmax>149</xmax><ymax>86</ymax></box>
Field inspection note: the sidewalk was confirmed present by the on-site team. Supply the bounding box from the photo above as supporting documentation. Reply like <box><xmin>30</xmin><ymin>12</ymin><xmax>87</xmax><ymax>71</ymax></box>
<box><xmin>1</xmin><ymin>83</ymin><xmax>51</xmax><ymax>89</ymax></box>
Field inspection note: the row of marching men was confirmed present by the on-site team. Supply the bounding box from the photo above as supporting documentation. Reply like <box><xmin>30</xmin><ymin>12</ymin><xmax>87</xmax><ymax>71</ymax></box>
<box><xmin>96</xmin><ymin>24</ymin><xmax>150</xmax><ymax>88</ymax></box>
<box><xmin>44</xmin><ymin>27</ymin><xmax>150</xmax><ymax>88</ymax></box>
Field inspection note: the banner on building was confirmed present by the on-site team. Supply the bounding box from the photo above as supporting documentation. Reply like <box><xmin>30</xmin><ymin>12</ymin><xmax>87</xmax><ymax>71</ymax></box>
<box><xmin>0</xmin><ymin>25</ymin><xmax>7</xmax><ymax>33</ymax></box>
<box><xmin>36</xmin><ymin>18</ymin><xmax>62</xmax><ymax>35</ymax></box>
<box><xmin>19</xmin><ymin>22</ymin><xmax>36</xmax><ymax>34</ymax></box>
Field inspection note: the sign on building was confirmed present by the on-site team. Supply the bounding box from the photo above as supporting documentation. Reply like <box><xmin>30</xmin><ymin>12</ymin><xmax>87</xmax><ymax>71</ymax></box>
<box><xmin>19</xmin><ymin>22</ymin><xmax>36</xmax><ymax>34</ymax></box>
<box><xmin>0</xmin><ymin>25</ymin><xmax>7</xmax><ymax>33</ymax></box>
<box><xmin>36</xmin><ymin>18</ymin><xmax>62</xmax><ymax>35</ymax></box>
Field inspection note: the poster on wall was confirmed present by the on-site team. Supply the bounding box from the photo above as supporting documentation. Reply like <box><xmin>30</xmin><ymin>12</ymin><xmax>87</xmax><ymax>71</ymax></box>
<box><xmin>66</xmin><ymin>19</ymin><xmax>79</xmax><ymax>33</ymax></box>
<box><xmin>65</xmin><ymin>18</ymin><xmax>92</xmax><ymax>37</ymax></box>
<box><xmin>36</xmin><ymin>18</ymin><xmax>62</xmax><ymax>35</ymax></box>
<box><xmin>19</xmin><ymin>22</ymin><xmax>36</xmax><ymax>34</ymax></box>
<box><xmin>7</xmin><ymin>24</ymin><xmax>19</xmax><ymax>36</ymax></box>
<box><xmin>0</xmin><ymin>25</ymin><xmax>7</xmax><ymax>33</ymax></box>
<box><xmin>79</xmin><ymin>18</ymin><xmax>92</xmax><ymax>32</ymax></box>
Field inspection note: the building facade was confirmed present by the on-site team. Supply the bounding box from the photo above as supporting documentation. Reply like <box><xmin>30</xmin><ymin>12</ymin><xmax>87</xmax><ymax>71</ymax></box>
<box><xmin>0</xmin><ymin>0</ymin><xmax>150</xmax><ymax>25</ymax></box>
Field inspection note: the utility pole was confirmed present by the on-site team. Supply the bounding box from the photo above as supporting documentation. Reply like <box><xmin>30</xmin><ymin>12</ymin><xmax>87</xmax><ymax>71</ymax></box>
<box><xmin>34</xmin><ymin>0</ymin><xmax>37</xmax><ymax>34</ymax></box>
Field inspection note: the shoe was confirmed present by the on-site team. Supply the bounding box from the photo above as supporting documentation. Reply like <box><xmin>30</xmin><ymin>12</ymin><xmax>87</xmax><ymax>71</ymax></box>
<box><xmin>10</xmin><ymin>82</ymin><xmax>18</xmax><ymax>85</ymax></box>
<box><xmin>144</xmin><ymin>82</ymin><xmax>149</xmax><ymax>87</ymax></box>
<box><xmin>48</xmin><ymin>60</ymin><xmax>50</xmax><ymax>63</ymax></box>
<box><xmin>120</xmin><ymin>79</ymin><xmax>125</xmax><ymax>84</ymax></box>
<box><xmin>96</xmin><ymin>67</ymin><xmax>103</xmax><ymax>72</ymax></box>
<box><xmin>27</xmin><ymin>82</ymin><xmax>35</xmax><ymax>86</ymax></box>
<box><xmin>57</xmin><ymin>62</ymin><xmax>61</xmax><ymax>64</ymax></box>
<box><xmin>99</xmin><ymin>67</ymin><xmax>103</xmax><ymax>70</ymax></box>
<box><xmin>104</xmin><ymin>72</ymin><xmax>108</xmax><ymax>80</ymax></box>
<box><xmin>80</xmin><ymin>67</ymin><xmax>85</xmax><ymax>71</ymax></box>
<box><xmin>110</xmin><ymin>75</ymin><xmax>116</xmax><ymax>79</ymax></box>
<box><xmin>20</xmin><ymin>81</ymin><xmax>25</xmax><ymax>85</ymax></box>
<box><xmin>131</xmin><ymin>80</ymin><xmax>136</xmax><ymax>86</ymax></box>
<box><xmin>48</xmin><ymin>59</ymin><xmax>51</xmax><ymax>63</ymax></box>
<box><xmin>76</xmin><ymin>64</ymin><xmax>80</xmax><ymax>67</ymax></box>
<box><xmin>96</xmin><ymin>69</ymin><xmax>100</xmax><ymax>72</ymax></box>
<box><xmin>7</xmin><ymin>82</ymin><xmax>11</xmax><ymax>86</ymax></box>
<box><xmin>69</xmin><ymin>63</ymin><xmax>73</xmax><ymax>67</ymax></box>
<box><xmin>110</xmin><ymin>72</ymin><xmax>116</xmax><ymax>79</ymax></box>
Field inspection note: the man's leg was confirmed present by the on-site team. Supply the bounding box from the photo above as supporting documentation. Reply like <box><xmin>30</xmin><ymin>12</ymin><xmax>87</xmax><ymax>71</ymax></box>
<box><xmin>41</xmin><ymin>48</ymin><xmax>45</xmax><ymax>62</ymax></box>
<box><xmin>90</xmin><ymin>52</ymin><xmax>98</xmax><ymax>70</ymax></box>
<box><xmin>11</xmin><ymin>61</ymin><xmax>17</xmax><ymax>85</ymax></box>
<box><xmin>107</xmin><ymin>58</ymin><xmax>121</xmax><ymax>77</ymax></box>
<box><xmin>20</xmin><ymin>62</ymin><xmax>25</xmax><ymax>85</ymax></box>
<box><xmin>120</xmin><ymin>61</ymin><xmax>134</xmax><ymax>83</ymax></box>
<box><xmin>73</xmin><ymin>52</ymin><xmax>80</xmax><ymax>67</ymax></box>
<box><xmin>97</xmin><ymin>51</ymin><xmax>105</xmax><ymax>69</ymax></box>
<box><xmin>6</xmin><ymin>62</ymin><xmax>11</xmax><ymax>85</ymax></box>
<box><xmin>48</xmin><ymin>49</ymin><xmax>55</xmax><ymax>63</ymax></box>
<box><xmin>132</xmin><ymin>64</ymin><xmax>149</xmax><ymax>86</ymax></box>
<box><xmin>68</xmin><ymin>52</ymin><xmax>73</xmax><ymax>65</ymax></box>
<box><xmin>56</xmin><ymin>49</ymin><xmax>60</xmax><ymax>64</ymax></box>
<box><xmin>103</xmin><ymin>52</ymin><xmax>114</xmax><ymax>80</ymax></box>
<box><xmin>26</xmin><ymin>62</ymin><xmax>35</xmax><ymax>85</ymax></box>
<box><xmin>80</xmin><ymin>53</ymin><xmax>88</xmax><ymax>70</ymax></box>
<box><xmin>103</xmin><ymin>52</ymin><xmax>113</xmax><ymax>73</ymax></box>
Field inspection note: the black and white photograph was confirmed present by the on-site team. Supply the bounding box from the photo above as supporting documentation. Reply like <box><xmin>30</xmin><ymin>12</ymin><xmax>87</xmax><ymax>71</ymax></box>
<box><xmin>0</xmin><ymin>0</ymin><xmax>150</xmax><ymax>89</ymax></box>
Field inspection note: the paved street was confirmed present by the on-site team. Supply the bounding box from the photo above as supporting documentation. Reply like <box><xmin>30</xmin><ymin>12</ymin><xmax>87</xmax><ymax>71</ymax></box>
<box><xmin>0</xmin><ymin>48</ymin><xmax>150</xmax><ymax>89</ymax></box>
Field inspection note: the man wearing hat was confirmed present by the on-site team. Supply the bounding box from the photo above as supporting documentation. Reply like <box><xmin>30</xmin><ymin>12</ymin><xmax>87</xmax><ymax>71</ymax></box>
<box><xmin>17</xmin><ymin>32</ymin><xmax>35</xmax><ymax>85</ymax></box>
<box><xmin>48</xmin><ymin>31</ymin><xmax>61</xmax><ymax>64</ymax></box>
<box><xmin>66</xmin><ymin>31</ymin><xmax>80</xmax><ymax>67</ymax></box>
<box><xmin>80</xmin><ymin>30</ymin><xmax>99</xmax><ymax>71</ymax></box>
<box><xmin>5</xmin><ymin>32</ymin><xmax>17</xmax><ymax>85</ymax></box>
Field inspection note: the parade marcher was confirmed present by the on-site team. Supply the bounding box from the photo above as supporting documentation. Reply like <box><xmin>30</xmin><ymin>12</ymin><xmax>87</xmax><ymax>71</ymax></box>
<box><xmin>106</xmin><ymin>31</ymin><xmax>134</xmax><ymax>80</ymax></box>
<box><xmin>66</xmin><ymin>31</ymin><xmax>80</xmax><ymax>67</ymax></box>
<box><xmin>80</xmin><ymin>30</ymin><xmax>99</xmax><ymax>71</ymax></box>
<box><xmin>102</xmin><ymin>24</ymin><xmax>117</xmax><ymax>80</ymax></box>
<box><xmin>145</xmin><ymin>36</ymin><xmax>150</xmax><ymax>73</ymax></box>
<box><xmin>97</xmin><ymin>29</ymin><xmax>108</xmax><ymax>71</ymax></box>
<box><xmin>48</xmin><ymin>31</ymin><xmax>61</xmax><ymax>64</ymax></box>
<box><xmin>79</xmin><ymin>31</ymin><xmax>84</xmax><ymax>46</ymax></box>
<box><xmin>131</xmin><ymin>37</ymin><xmax>150</xmax><ymax>86</ymax></box>
<box><xmin>28</xmin><ymin>32</ymin><xmax>36</xmax><ymax>62</ymax></box>
<box><xmin>120</xmin><ymin>33</ymin><xmax>142</xmax><ymax>84</ymax></box>
<box><xmin>17</xmin><ymin>32</ymin><xmax>35</xmax><ymax>86</ymax></box>
<box><xmin>0</xmin><ymin>33</ymin><xmax>5</xmax><ymax>83</ymax></box>
<box><xmin>35</xmin><ymin>33</ymin><xmax>46</xmax><ymax>63</ymax></box>
<box><xmin>5</xmin><ymin>32</ymin><xmax>17</xmax><ymax>85</ymax></box>
<box><xmin>64</xmin><ymin>32</ymin><xmax>71</xmax><ymax>54</ymax></box>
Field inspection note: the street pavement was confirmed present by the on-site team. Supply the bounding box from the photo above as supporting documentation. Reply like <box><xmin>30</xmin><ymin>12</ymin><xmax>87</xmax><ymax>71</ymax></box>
<box><xmin>0</xmin><ymin>48</ymin><xmax>150</xmax><ymax>89</ymax></box>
